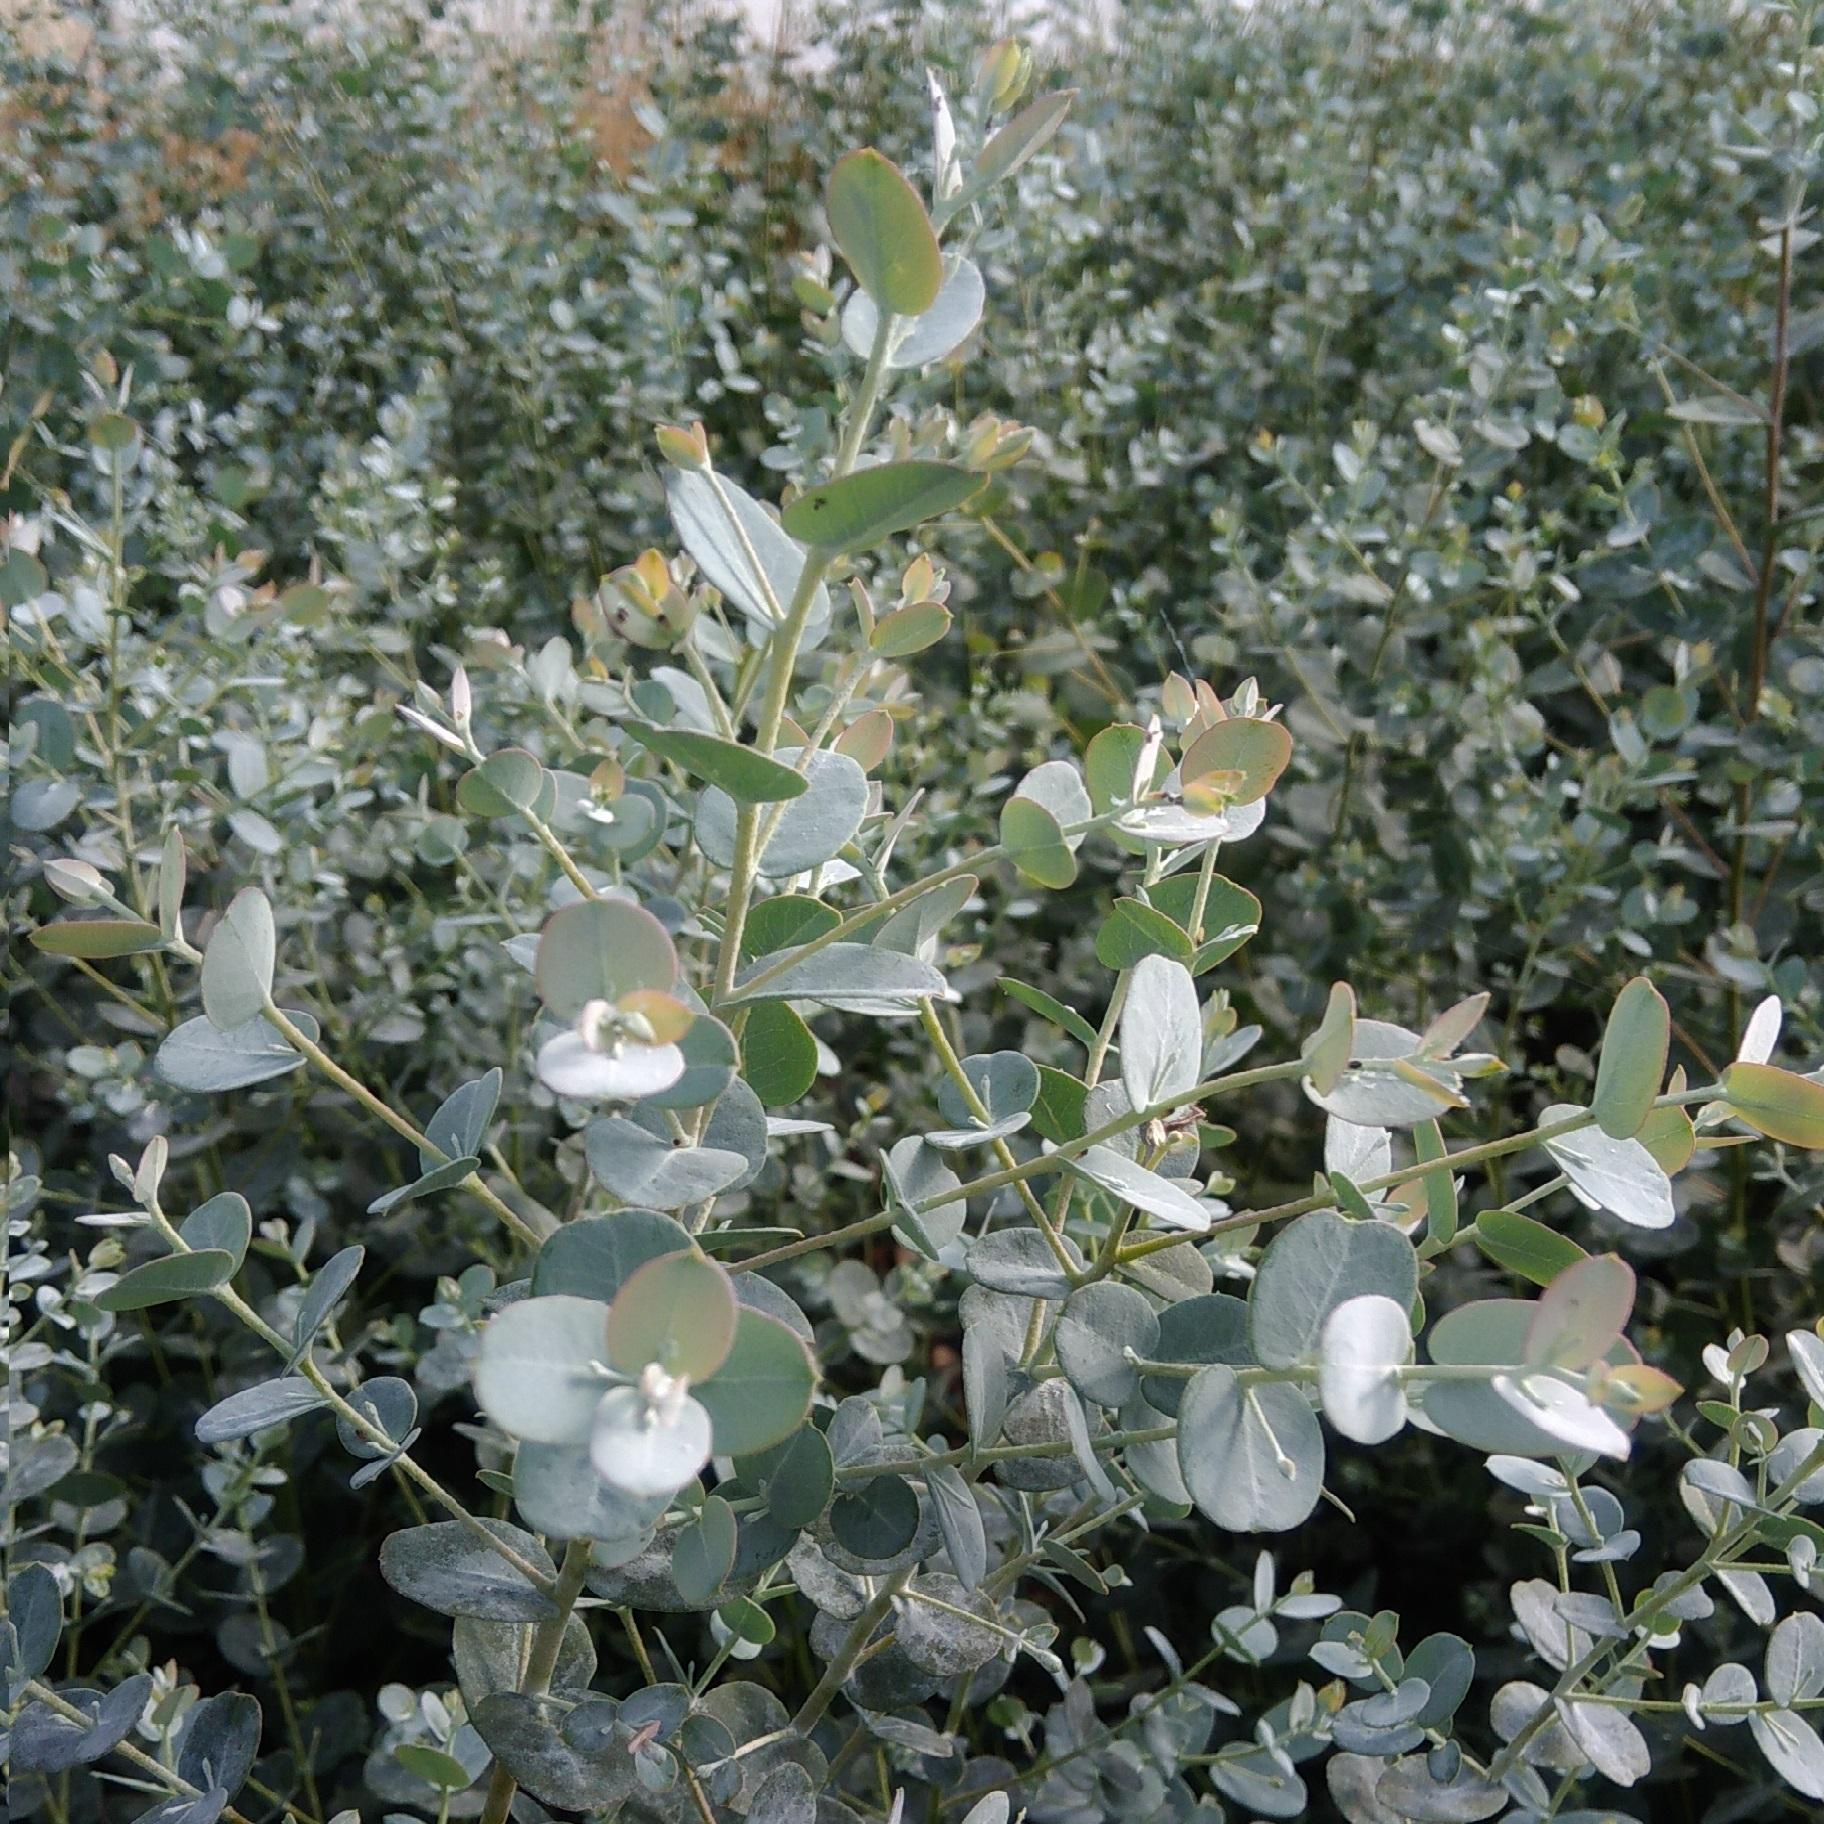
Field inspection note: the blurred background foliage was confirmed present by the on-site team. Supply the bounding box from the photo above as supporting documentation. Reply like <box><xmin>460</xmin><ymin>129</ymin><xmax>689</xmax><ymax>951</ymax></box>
<box><xmin>6</xmin><ymin>0</ymin><xmax>1821</xmax><ymax>1814</ymax></box>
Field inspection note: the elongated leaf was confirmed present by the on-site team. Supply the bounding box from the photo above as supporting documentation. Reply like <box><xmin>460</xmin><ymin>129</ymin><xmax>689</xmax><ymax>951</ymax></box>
<box><xmin>1120</xmin><ymin>954</ymin><xmax>1202</xmax><ymax>1113</ymax></box>
<box><xmin>201</xmin><ymin>887</ymin><xmax>275</xmax><ymax>1029</ymax></box>
<box><xmin>953</xmin><ymin>89</ymin><xmax>1077</xmax><ymax>211</ymax></box>
<box><xmin>1592</xmin><ymin>976</ymin><xmax>1669</xmax><ymax>1139</ymax></box>
<box><xmin>196</xmin><ymin>1377</ymin><xmax>330</xmax><ymax>1443</ymax></box>
<box><xmin>98</xmin><ymin>1249</ymin><xmax>235</xmax><ymax>1311</ymax></box>
<box><xmin>156</xmin><ymin>1011</ymin><xmax>315</xmax><ymax>1093</ymax></box>
<box><xmin>625</xmin><ymin>724</ymin><xmax>809</xmax><ymax>804</ymax></box>
<box><xmin>1722</xmin><ymin>1062</ymin><xmax>1824</xmax><ymax>1148</ymax></box>
<box><xmin>1066</xmin><ymin>1145</ymin><xmax>1210</xmax><ymax>1232</ymax></box>
<box><xmin>288</xmin><ymin>1244</ymin><xmax>364</xmax><ymax>1365</ymax></box>
<box><xmin>666</xmin><ymin>467</ymin><xmax>830</xmax><ymax>638</ymax></box>
<box><xmin>379</xmin><ymin>1521</ymin><xmax>557</xmax><ymax>1621</ymax></box>
<box><xmin>730</xmin><ymin>942</ymin><xmax>945</xmax><ymax>1014</ymax></box>
<box><xmin>31</xmin><ymin>918</ymin><xmax>165</xmax><ymax>958</ymax></box>
<box><xmin>782</xmin><ymin>461</ymin><xmax>981</xmax><ymax>553</ymax></box>
<box><xmin>827</xmin><ymin>148</ymin><xmax>943</xmax><ymax>316</ymax></box>
<box><xmin>1472</xmin><ymin>1208</ymin><xmax>1588</xmax><ymax>1287</ymax></box>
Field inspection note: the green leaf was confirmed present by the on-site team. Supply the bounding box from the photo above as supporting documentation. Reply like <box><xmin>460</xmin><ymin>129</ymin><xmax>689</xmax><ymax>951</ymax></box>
<box><xmin>1178</xmin><ymin>1365</ymin><xmax>1325</xmax><ymax>1533</ymax></box>
<box><xmin>195</xmin><ymin>1377</ymin><xmax>327</xmax><ymax>1444</ymax></box>
<box><xmin>830</xmin><ymin>1474</ymin><xmax>920</xmax><ymax>1560</ymax></box>
<box><xmin>472</xmin><ymin>1294</ymin><xmax>611</xmax><ymax>1445</ymax></box>
<box><xmin>1029</xmin><ymin>1066</ymin><xmax>1088</xmax><ymax>1144</ymax></box>
<box><xmin>870</xmin><ymin>599</ymin><xmax>954</xmax><ymax>657</ymax></box>
<box><xmin>532</xmin><ymin>1211</ymin><xmax>690</xmax><ymax>1302</ymax></box>
<box><xmin>934</xmin><ymin>1051</ymin><xmax>1039</xmax><ymax>1131</ymax></box>
<box><xmin>924</xmin><ymin>1464</ymin><xmax>988</xmax><ymax>1591</ymax></box>
<box><xmin>156</xmin><ymin>1009</ymin><xmax>315</xmax><ymax>1093</ymax></box>
<box><xmin>1525</xmin><ymin>1253</ymin><xmax>1634</xmax><ymax>1370</ymax></box>
<box><xmin>1001</xmin><ymin>978</ymin><xmax>1099</xmax><ymax>1049</ymax></box>
<box><xmin>696</xmin><ymin>1309</ymin><xmax>817</xmax><ymax>1457</ymax></box>
<box><xmin>179</xmin><ymin>1192</ymin><xmax>251</xmax><ymax>1271</ymax></box>
<box><xmin>1247</xmin><ymin>1210</ymin><xmax>1418</xmax><ymax>1369</ymax></box>
<box><xmin>535</xmin><ymin>899</ymin><xmax>678</xmax><ymax>1020</ymax></box>
<box><xmin>1411</xmin><ymin>1119</ymin><xmax>1458</xmax><ymax>1248</ymax></box>
<box><xmin>201</xmin><ymin>887</ymin><xmax>275</xmax><ymax>1029</ymax></box>
<box><xmin>782</xmin><ymin>461</ymin><xmax>981</xmax><ymax>553</ymax></box>
<box><xmin>1180</xmin><ymin>716</ymin><xmax>1293</xmax><ymax>805</ymax></box>
<box><xmin>367</xmin><ymin>1154</ymin><xmax>480</xmax><ymax>1216</ymax></box>
<box><xmin>1120</xmin><ymin>954</ymin><xmax>1203</xmax><ymax>1114</ymax></box>
<box><xmin>457</xmin><ymin>748</ymin><xmax>545</xmax><ymax>816</ymax></box>
<box><xmin>30</xmin><ymin>919</ymin><xmax>166</xmax><ymax>959</ymax></box>
<box><xmin>288</xmin><ymin>1244</ymin><xmax>365</xmax><ymax>1366</ymax></box>
<box><xmin>665</xmin><ymin>467</ymin><xmax>829</xmax><ymax>637</ymax></box>
<box><xmin>696</xmin><ymin>748</ymin><xmax>868</xmax><ymax>878</ymax></box>
<box><xmin>730</xmin><ymin>942</ymin><xmax>945</xmax><ymax>1014</ymax></box>
<box><xmin>1592</xmin><ymin>975</ymin><xmax>1670</xmax><ymax>1140</ymax></box>
<box><xmin>1097</xmin><ymin>898</ymin><xmax>1194</xmax><ymax>970</ymax></box>
<box><xmin>741</xmin><ymin>1000</ymin><xmax>819</xmax><ymax>1106</ymax></box>
<box><xmin>1721</xmin><ymin>1062</ymin><xmax>1824</xmax><ymax>1149</ymax></box>
<box><xmin>395</xmin><ymin>1744</ymin><xmax>474</xmax><ymax>1790</ymax></box>
<box><xmin>953</xmin><ymin>89</ymin><xmax>1077</xmax><ymax>211</ymax></box>
<box><xmin>97</xmin><ymin>1249</ymin><xmax>235</xmax><ymax>1312</ymax></box>
<box><xmin>738</xmin><ymin>1424</ymin><xmax>835</xmax><ymax>1529</ymax></box>
<box><xmin>624</xmin><ymin>724</ymin><xmax>809</xmax><ymax>804</ymax></box>
<box><xmin>1056</xmin><ymin>1283</ymin><xmax>1160</xmax><ymax>1408</ymax></box>
<box><xmin>1000</xmin><ymin>795</ymin><xmax>1076</xmax><ymax>889</ymax></box>
<box><xmin>1472</xmin><ymin>1208</ymin><xmax>1588</xmax><ymax>1287</ymax></box>
<box><xmin>826</xmin><ymin>148</ymin><xmax>943</xmax><ymax>316</ymax></box>
<box><xmin>422</xmin><ymin>1070</ymin><xmax>503</xmax><ymax>1171</ymax></box>
<box><xmin>1301</xmin><ymin>984</ymin><xmax>1356</xmax><ymax>1096</ymax></box>
<box><xmin>1149</xmin><ymin>873</ymin><xmax>1262</xmax><ymax>971</ymax></box>
<box><xmin>379</xmin><ymin>1521</ymin><xmax>557</xmax><ymax>1622</ymax></box>
<box><xmin>672</xmin><ymin>1495</ymin><xmax>738</xmax><ymax>1605</ymax></box>
<box><xmin>606</xmin><ymin>1250</ymin><xmax>737</xmax><ymax>1381</ymax></box>
<box><xmin>741</xmin><ymin>895</ymin><xmax>841</xmax><ymax>961</ymax></box>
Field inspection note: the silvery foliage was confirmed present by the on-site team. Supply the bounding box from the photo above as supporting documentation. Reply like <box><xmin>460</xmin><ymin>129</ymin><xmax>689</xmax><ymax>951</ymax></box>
<box><xmin>6</xmin><ymin>7</ymin><xmax>1824</xmax><ymax>1824</ymax></box>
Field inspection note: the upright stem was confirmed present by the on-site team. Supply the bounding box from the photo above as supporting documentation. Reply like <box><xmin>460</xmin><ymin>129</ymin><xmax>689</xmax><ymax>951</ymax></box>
<box><xmin>790</xmin><ymin>1568</ymin><xmax>911</xmax><ymax>1735</ymax></box>
<box><xmin>710</xmin><ymin>308</ymin><xmax>896</xmax><ymax>1002</ymax></box>
<box><xmin>478</xmin><ymin>1539</ymin><xmax>594</xmax><ymax>1824</ymax></box>
<box><xmin>260</xmin><ymin>1001</ymin><xmax>541</xmax><ymax>1248</ymax></box>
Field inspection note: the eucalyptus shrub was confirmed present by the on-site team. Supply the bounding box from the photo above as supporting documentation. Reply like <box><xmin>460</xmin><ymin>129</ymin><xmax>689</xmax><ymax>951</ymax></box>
<box><xmin>11</xmin><ymin>39</ymin><xmax>1824</xmax><ymax>1824</ymax></box>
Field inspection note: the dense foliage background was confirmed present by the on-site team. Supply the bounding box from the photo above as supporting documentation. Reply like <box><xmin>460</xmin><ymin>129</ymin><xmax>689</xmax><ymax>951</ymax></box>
<box><xmin>7</xmin><ymin>1</ymin><xmax>1822</xmax><ymax>1821</ymax></box>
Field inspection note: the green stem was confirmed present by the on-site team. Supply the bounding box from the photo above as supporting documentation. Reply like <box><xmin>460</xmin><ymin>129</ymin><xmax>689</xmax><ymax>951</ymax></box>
<box><xmin>478</xmin><ymin>1539</ymin><xmax>594</xmax><ymax>1824</ymax></box>
<box><xmin>19</xmin><ymin>1680</ymin><xmax>271</xmax><ymax>1824</ymax></box>
<box><xmin>260</xmin><ymin>1001</ymin><xmax>542</xmax><ymax>1248</ymax></box>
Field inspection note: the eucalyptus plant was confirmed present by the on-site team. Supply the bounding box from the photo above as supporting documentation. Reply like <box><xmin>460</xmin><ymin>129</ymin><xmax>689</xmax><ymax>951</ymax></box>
<box><xmin>8</xmin><ymin>17</ymin><xmax>1824</xmax><ymax>1824</ymax></box>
